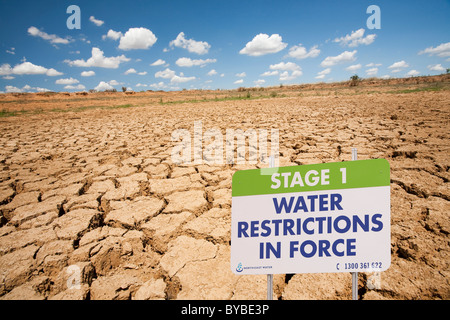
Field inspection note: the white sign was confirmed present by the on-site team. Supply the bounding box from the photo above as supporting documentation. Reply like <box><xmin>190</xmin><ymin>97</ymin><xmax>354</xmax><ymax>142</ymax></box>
<box><xmin>231</xmin><ymin>159</ymin><xmax>391</xmax><ymax>275</ymax></box>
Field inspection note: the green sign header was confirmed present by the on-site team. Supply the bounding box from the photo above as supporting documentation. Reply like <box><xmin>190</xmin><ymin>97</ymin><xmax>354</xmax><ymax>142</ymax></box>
<box><xmin>232</xmin><ymin>159</ymin><xmax>390</xmax><ymax>197</ymax></box>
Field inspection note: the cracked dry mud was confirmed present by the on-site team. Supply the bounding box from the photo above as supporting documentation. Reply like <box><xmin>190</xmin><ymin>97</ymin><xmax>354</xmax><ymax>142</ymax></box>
<box><xmin>0</xmin><ymin>81</ymin><xmax>449</xmax><ymax>300</ymax></box>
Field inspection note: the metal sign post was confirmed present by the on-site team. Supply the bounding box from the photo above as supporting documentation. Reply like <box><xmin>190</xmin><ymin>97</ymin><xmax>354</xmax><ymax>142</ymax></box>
<box><xmin>351</xmin><ymin>147</ymin><xmax>358</xmax><ymax>300</ymax></box>
<box><xmin>267</xmin><ymin>274</ymin><xmax>273</xmax><ymax>300</ymax></box>
<box><xmin>267</xmin><ymin>155</ymin><xmax>275</xmax><ymax>300</ymax></box>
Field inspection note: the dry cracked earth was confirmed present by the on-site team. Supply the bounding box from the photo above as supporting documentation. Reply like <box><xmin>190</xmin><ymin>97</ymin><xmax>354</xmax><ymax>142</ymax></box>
<box><xmin>0</xmin><ymin>85</ymin><xmax>449</xmax><ymax>300</ymax></box>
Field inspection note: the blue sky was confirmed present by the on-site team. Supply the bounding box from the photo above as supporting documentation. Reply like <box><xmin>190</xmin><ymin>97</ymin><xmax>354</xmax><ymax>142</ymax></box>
<box><xmin>0</xmin><ymin>0</ymin><xmax>449</xmax><ymax>93</ymax></box>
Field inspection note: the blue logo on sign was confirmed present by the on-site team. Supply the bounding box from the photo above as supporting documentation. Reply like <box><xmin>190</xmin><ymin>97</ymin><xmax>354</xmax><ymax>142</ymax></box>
<box><xmin>236</xmin><ymin>263</ymin><xmax>243</xmax><ymax>272</ymax></box>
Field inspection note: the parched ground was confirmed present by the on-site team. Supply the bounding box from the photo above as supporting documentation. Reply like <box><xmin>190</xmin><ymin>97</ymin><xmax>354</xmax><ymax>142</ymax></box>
<box><xmin>0</xmin><ymin>79</ymin><xmax>449</xmax><ymax>300</ymax></box>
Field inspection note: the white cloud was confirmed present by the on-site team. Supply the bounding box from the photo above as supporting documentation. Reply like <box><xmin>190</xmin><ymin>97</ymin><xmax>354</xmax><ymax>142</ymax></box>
<box><xmin>2</xmin><ymin>76</ymin><xmax>14</xmax><ymax>80</ymax></box>
<box><xmin>5</xmin><ymin>84</ymin><xmax>51</xmax><ymax>93</ymax></box>
<box><xmin>261</xmin><ymin>70</ymin><xmax>278</xmax><ymax>77</ymax></box>
<box><xmin>254</xmin><ymin>79</ymin><xmax>265</xmax><ymax>86</ymax></box>
<box><xmin>317</xmin><ymin>68</ymin><xmax>331</xmax><ymax>77</ymax></box>
<box><xmin>239</xmin><ymin>33</ymin><xmax>287</xmax><ymax>56</ymax></box>
<box><xmin>150</xmin><ymin>59</ymin><xmax>166</xmax><ymax>66</ymax></box>
<box><xmin>80</xmin><ymin>37</ymin><xmax>91</xmax><ymax>44</ymax></box>
<box><xmin>6</xmin><ymin>48</ymin><xmax>15</xmax><ymax>55</ymax></box>
<box><xmin>207</xmin><ymin>69</ymin><xmax>218</xmax><ymax>76</ymax></box>
<box><xmin>89</xmin><ymin>16</ymin><xmax>104</xmax><ymax>27</ymax></box>
<box><xmin>65</xmin><ymin>47</ymin><xmax>130</xmax><ymax>69</ymax></box>
<box><xmin>12</xmin><ymin>61</ymin><xmax>47</xmax><ymax>75</ymax></box>
<box><xmin>118</xmin><ymin>27</ymin><xmax>157</xmax><ymax>50</ymax></box>
<box><xmin>27</xmin><ymin>26</ymin><xmax>70</xmax><ymax>44</ymax></box>
<box><xmin>35</xmin><ymin>87</ymin><xmax>51</xmax><ymax>92</ymax></box>
<box><xmin>320</xmin><ymin>50</ymin><xmax>357</xmax><ymax>67</ymax></box>
<box><xmin>279</xmin><ymin>70</ymin><xmax>302</xmax><ymax>81</ymax></box>
<box><xmin>138</xmin><ymin>71</ymin><xmax>147</xmax><ymax>75</ymax></box>
<box><xmin>235</xmin><ymin>72</ymin><xmax>246</xmax><ymax>77</ymax></box>
<box><xmin>266</xmin><ymin>62</ymin><xmax>302</xmax><ymax>81</ymax></box>
<box><xmin>169</xmin><ymin>32</ymin><xmax>211</xmax><ymax>55</ymax></box>
<box><xmin>94</xmin><ymin>81</ymin><xmax>115</xmax><ymax>91</ymax></box>
<box><xmin>0</xmin><ymin>64</ymin><xmax>12</xmax><ymax>76</ymax></box>
<box><xmin>108</xmin><ymin>80</ymin><xmax>121</xmax><ymax>86</ymax></box>
<box><xmin>333</xmin><ymin>28</ymin><xmax>376</xmax><ymax>47</ymax></box>
<box><xmin>366</xmin><ymin>62</ymin><xmax>382</xmax><ymax>67</ymax></box>
<box><xmin>269</xmin><ymin>62</ymin><xmax>301</xmax><ymax>71</ymax></box>
<box><xmin>418</xmin><ymin>42</ymin><xmax>450</xmax><ymax>58</ymax></box>
<box><xmin>124</xmin><ymin>68</ymin><xmax>137</xmax><ymax>75</ymax></box>
<box><xmin>154</xmin><ymin>67</ymin><xmax>195</xmax><ymax>84</ymax></box>
<box><xmin>64</xmin><ymin>84</ymin><xmax>86</xmax><ymax>90</ymax></box>
<box><xmin>388</xmin><ymin>60</ymin><xmax>409</xmax><ymax>69</ymax></box>
<box><xmin>346</xmin><ymin>64</ymin><xmax>361</xmax><ymax>72</ymax></box>
<box><xmin>46</xmin><ymin>68</ymin><xmax>63</xmax><ymax>76</ymax></box>
<box><xmin>149</xmin><ymin>82</ymin><xmax>166</xmax><ymax>90</ymax></box>
<box><xmin>170</xmin><ymin>75</ymin><xmax>196</xmax><ymax>83</ymax></box>
<box><xmin>81</xmin><ymin>70</ymin><xmax>95</xmax><ymax>77</ymax></box>
<box><xmin>2</xmin><ymin>61</ymin><xmax>63</xmax><ymax>76</ymax></box>
<box><xmin>155</xmin><ymin>68</ymin><xmax>176</xmax><ymax>79</ymax></box>
<box><xmin>175</xmin><ymin>57</ymin><xmax>216</xmax><ymax>67</ymax></box>
<box><xmin>427</xmin><ymin>64</ymin><xmax>445</xmax><ymax>72</ymax></box>
<box><xmin>406</xmin><ymin>69</ymin><xmax>420</xmax><ymax>77</ymax></box>
<box><xmin>391</xmin><ymin>69</ymin><xmax>401</xmax><ymax>73</ymax></box>
<box><xmin>56</xmin><ymin>77</ymin><xmax>79</xmax><ymax>85</ymax></box>
<box><xmin>5</xmin><ymin>85</ymin><xmax>23</xmax><ymax>93</ymax></box>
<box><xmin>102</xmin><ymin>29</ymin><xmax>123</xmax><ymax>41</ymax></box>
<box><xmin>287</xmin><ymin>44</ymin><xmax>320</xmax><ymax>59</ymax></box>
<box><xmin>234</xmin><ymin>79</ymin><xmax>244</xmax><ymax>84</ymax></box>
<box><xmin>366</xmin><ymin>67</ymin><xmax>378</xmax><ymax>76</ymax></box>
<box><xmin>136</xmin><ymin>83</ymin><xmax>147</xmax><ymax>87</ymax></box>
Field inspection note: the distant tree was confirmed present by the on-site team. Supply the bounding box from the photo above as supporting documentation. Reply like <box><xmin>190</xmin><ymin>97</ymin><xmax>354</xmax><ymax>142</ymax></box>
<box><xmin>122</xmin><ymin>86</ymin><xmax>127</xmax><ymax>92</ymax></box>
<box><xmin>446</xmin><ymin>68</ymin><xmax>450</xmax><ymax>74</ymax></box>
<box><xmin>350</xmin><ymin>74</ymin><xmax>361</xmax><ymax>86</ymax></box>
